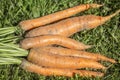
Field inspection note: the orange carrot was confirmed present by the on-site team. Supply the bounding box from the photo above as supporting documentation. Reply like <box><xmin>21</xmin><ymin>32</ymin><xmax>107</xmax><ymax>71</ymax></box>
<box><xmin>26</xmin><ymin>10</ymin><xmax>120</xmax><ymax>38</ymax></box>
<box><xmin>20</xmin><ymin>35</ymin><xmax>91</xmax><ymax>50</ymax></box>
<box><xmin>21</xmin><ymin>59</ymin><xmax>104</xmax><ymax>77</ymax></box>
<box><xmin>19</xmin><ymin>4</ymin><xmax>102</xmax><ymax>31</ymax></box>
<box><xmin>27</xmin><ymin>48</ymin><xmax>106</xmax><ymax>69</ymax></box>
<box><xmin>37</xmin><ymin>47</ymin><xmax>116</xmax><ymax>63</ymax></box>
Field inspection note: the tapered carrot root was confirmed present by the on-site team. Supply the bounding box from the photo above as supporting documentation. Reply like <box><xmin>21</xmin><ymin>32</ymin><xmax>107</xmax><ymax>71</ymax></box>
<box><xmin>38</xmin><ymin>47</ymin><xmax>116</xmax><ymax>63</ymax></box>
<box><xmin>74</xmin><ymin>70</ymin><xmax>104</xmax><ymax>77</ymax></box>
<box><xmin>19</xmin><ymin>4</ymin><xmax>102</xmax><ymax>31</ymax></box>
<box><xmin>21</xmin><ymin>59</ymin><xmax>104</xmax><ymax>77</ymax></box>
<box><xmin>20</xmin><ymin>35</ymin><xmax>91</xmax><ymax>50</ymax></box>
<box><xmin>27</xmin><ymin>48</ymin><xmax>106</xmax><ymax>69</ymax></box>
<box><xmin>26</xmin><ymin>10</ymin><xmax>120</xmax><ymax>38</ymax></box>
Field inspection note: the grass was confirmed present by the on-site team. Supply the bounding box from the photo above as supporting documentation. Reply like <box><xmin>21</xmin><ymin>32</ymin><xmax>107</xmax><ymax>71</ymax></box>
<box><xmin>0</xmin><ymin>0</ymin><xmax>120</xmax><ymax>80</ymax></box>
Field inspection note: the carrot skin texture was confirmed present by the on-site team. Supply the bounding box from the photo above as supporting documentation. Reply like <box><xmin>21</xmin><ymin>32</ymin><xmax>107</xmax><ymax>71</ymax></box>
<box><xmin>26</xmin><ymin>10</ymin><xmax>120</xmax><ymax>38</ymax></box>
<box><xmin>21</xmin><ymin>59</ymin><xmax>74</xmax><ymax>77</ymax></box>
<box><xmin>27</xmin><ymin>48</ymin><xmax>106</xmax><ymax>69</ymax></box>
<box><xmin>20</xmin><ymin>35</ymin><xmax>91</xmax><ymax>50</ymax></box>
<box><xmin>19</xmin><ymin>4</ymin><xmax>102</xmax><ymax>31</ymax></box>
<box><xmin>20</xmin><ymin>59</ymin><xmax>104</xmax><ymax>77</ymax></box>
<box><xmin>38</xmin><ymin>47</ymin><xmax>116</xmax><ymax>63</ymax></box>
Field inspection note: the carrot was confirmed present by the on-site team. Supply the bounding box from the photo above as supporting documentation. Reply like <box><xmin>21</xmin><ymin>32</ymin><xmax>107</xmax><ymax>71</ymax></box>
<box><xmin>21</xmin><ymin>59</ymin><xmax>104</xmax><ymax>77</ymax></box>
<box><xmin>20</xmin><ymin>35</ymin><xmax>91</xmax><ymax>50</ymax></box>
<box><xmin>27</xmin><ymin>48</ymin><xmax>106</xmax><ymax>69</ymax></box>
<box><xmin>19</xmin><ymin>4</ymin><xmax>102</xmax><ymax>31</ymax></box>
<box><xmin>26</xmin><ymin>10</ymin><xmax>120</xmax><ymax>38</ymax></box>
<box><xmin>37</xmin><ymin>46</ymin><xmax>116</xmax><ymax>63</ymax></box>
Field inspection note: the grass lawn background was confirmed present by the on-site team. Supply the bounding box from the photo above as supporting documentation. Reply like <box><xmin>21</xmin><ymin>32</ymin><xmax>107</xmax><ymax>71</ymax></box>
<box><xmin>0</xmin><ymin>0</ymin><xmax>120</xmax><ymax>80</ymax></box>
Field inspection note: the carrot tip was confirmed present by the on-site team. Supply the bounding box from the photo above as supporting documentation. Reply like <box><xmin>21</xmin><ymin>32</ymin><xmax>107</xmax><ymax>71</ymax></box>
<box><xmin>109</xmin><ymin>9</ymin><xmax>120</xmax><ymax>18</ymax></box>
<box><xmin>103</xmin><ymin>66</ymin><xmax>107</xmax><ymax>70</ymax></box>
<box><xmin>84</xmin><ymin>45</ymin><xmax>92</xmax><ymax>49</ymax></box>
<box><xmin>103</xmin><ymin>9</ymin><xmax>120</xmax><ymax>22</ymax></box>
<box><xmin>75</xmin><ymin>70</ymin><xmax>104</xmax><ymax>77</ymax></box>
<box><xmin>97</xmin><ymin>72</ymin><xmax>104</xmax><ymax>77</ymax></box>
<box><xmin>103</xmin><ymin>58</ymin><xmax>116</xmax><ymax>63</ymax></box>
<box><xmin>90</xmin><ymin>4</ymin><xmax>103</xmax><ymax>8</ymax></box>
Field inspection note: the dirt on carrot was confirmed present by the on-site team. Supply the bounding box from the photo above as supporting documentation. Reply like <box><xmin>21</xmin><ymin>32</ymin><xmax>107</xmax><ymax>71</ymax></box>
<box><xmin>37</xmin><ymin>47</ymin><xmax>116</xmax><ymax>63</ymax></box>
<box><xmin>27</xmin><ymin>48</ymin><xmax>106</xmax><ymax>69</ymax></box>
<box><xmin>20</xmin><ymin>35</ymin><xmax>91</xmax><ymax>50</ymax></box>
<box><xmin>19</xmin><ymin>4</ymin><xmax>102</xmax><ymax>31</ymax></box>
<box><xmin>21</xmin><ymin>59</ymin><xmax>104</xmax><ymax>77</ymax></box>
<box><xmin>26</xmin><ymin>10</ymin><xmax>120</xmax><ymax>38</ymax></box>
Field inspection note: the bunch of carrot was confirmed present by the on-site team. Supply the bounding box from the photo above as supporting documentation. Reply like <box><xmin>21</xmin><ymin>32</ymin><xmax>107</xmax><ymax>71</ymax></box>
<box><xmin>18</xmin><ymin>3</ymin><xmax>119</xmax><ymax>77</ymax></box>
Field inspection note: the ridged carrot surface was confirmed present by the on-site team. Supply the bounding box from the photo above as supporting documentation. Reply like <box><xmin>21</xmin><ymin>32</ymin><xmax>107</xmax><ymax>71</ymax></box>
<box><xmin>19</xmin><ymin>4</ymin><xmax>102</xmax><ymax>31</ymax></box>
<box><xmin>26</xmin><ymin>10</ymin><xmax>120</xmax><ymax>37</ymax></box>
<box><xmin>37</xmin><ymin>47</ymin><xmax>116</xmax><ymax>63</ymax></box>
<box><xmin>21</xmin><ymin>59</ymin><xmax>104</xmax><ymax>77</ymax></box>
<box><xmin>20</xmin><ymin>35</ymin><xmax>91</xmax><ymax>50</ymax></box>
<box><xmin>27</xmin><ymin>48</ymin><xmax>106</xmax><ymax>69</ymax></box>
